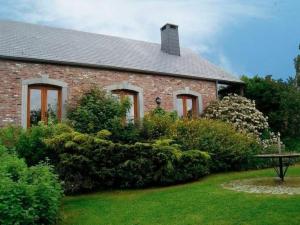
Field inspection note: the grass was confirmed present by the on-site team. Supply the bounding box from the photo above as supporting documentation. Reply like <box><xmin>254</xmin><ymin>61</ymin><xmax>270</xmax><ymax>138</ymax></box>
<box><xmin>60</xmin><ymin>165</ymin><xmax>300</xmax><ymax>225</ymax></box>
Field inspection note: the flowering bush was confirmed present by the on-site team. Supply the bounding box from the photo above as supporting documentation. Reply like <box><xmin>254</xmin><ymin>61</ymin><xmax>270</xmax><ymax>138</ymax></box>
<box><xmin>204</xmin><ymin>94</ymin><xmax>279</xmax><ymax>149</ymax></box>
<box><xmin>204</xmin><ymin>94</ymin><xmax>268</xmax><ymax>135</ymax></box>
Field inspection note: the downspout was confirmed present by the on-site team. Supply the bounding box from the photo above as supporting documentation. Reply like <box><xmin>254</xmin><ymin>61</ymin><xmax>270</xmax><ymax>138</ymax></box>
<box><xmin>215</xmin><ymin>80</ymin><xmax>219</xmax><ymax>100</ymax></box>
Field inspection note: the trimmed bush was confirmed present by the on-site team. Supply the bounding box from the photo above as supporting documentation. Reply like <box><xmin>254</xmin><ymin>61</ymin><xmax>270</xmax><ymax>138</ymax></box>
<box><xmin>110</xmin><ymin>121</ymin><xmax>142</xmax><ymax>144</ymax></box>
<box><xmin>0</xmin><ymin>146</ymin><xmax>62</xmax><ymax>225</ymax></box>
<box><xmin>45</xmin><ymin>129</ymin><xmax>210</xmax><ymax>194</ymax></box>
<box><xmin>172</xmin><ymin>119</ymin><xmax>262</xmax><ymax>172</ymax></box>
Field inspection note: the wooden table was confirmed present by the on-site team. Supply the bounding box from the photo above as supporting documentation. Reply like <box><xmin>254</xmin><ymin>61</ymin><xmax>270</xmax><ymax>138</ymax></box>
<box><xmin>255</xmin><ymin>153</ymin><xmax>300</xmax><ymax>181</ymax></box>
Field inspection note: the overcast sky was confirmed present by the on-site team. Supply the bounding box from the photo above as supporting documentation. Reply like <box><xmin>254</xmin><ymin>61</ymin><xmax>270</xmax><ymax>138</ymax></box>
<box><xmin>1</xmin><ymin>0</ymin><xmax>299</xmax><ymax>80</ymax></box>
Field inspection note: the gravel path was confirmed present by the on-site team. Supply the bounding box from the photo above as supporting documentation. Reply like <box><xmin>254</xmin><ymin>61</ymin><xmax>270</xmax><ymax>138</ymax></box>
<box><xmin>222</xmin><ymin>177</ymin><xmax>300</xmax><ymax>195</ymax></box>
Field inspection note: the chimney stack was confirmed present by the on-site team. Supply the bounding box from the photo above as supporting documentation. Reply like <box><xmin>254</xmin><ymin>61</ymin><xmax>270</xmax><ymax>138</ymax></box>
<box><xmin>160</xmin><ymin>23</ymin><xmax>180</xmax><ymax>56</ymax></box>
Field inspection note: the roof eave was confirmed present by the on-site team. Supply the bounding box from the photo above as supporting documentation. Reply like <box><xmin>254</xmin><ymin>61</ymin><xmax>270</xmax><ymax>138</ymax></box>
<box><xmin>0</xmin><ymin>55</ymin><xmax>243</xmax><ymax>84</ymax></box>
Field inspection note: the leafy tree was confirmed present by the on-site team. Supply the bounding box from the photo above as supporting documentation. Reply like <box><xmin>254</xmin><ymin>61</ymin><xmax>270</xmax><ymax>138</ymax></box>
<box><xmin>294</xmin><ymin>45</ymin><xmax>300</xmax><ymax>88</ymax></box>
<box><xmin>67</xmin><ymin>87</ymin><xmax>130</xmax><ymax>134</ymax></box>
<box><xmin>242</xmin><ymin>75</ymin><xmax>300</xmax><ymax>139</ymax></box>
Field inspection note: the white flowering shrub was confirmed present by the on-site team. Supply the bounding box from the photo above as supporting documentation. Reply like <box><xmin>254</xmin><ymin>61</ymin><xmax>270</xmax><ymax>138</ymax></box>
<box><xmin>204</xmin><ymin>94</ymin><xmax>279</xmax><ymax>149</ymax></box>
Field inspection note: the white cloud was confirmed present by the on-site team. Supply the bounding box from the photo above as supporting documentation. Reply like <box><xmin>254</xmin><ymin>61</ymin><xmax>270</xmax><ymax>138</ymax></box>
<box><xmin>2</xmin><ymin>0</ymin><xmax>273</xmax><ymax>73</ymax></box>
<box><xmin>8</xmin><ymin>0</ymin><xmax>271</xmax><ymax>43</ymax></box>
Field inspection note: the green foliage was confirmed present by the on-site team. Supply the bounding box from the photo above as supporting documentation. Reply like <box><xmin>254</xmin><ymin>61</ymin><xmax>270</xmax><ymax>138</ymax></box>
<box><xmin>204</xmin><ymin>94</ymin><xmax>269</xmax><ymax>136</ymax></box>
<box><xmin>0</xmin><ymin>148</ymin><xmax>62</xmax><ymax>225</ymax></box>
<box><xmin>142</xmin><ymin>107</ymin><xmax>178</xmax><ymax>140</ymax></box>
<box><xmin>16</xmin><ymin>122</ymin><xmax>72</xmax><ymax>166</ymax></box>
<box><xmin>67</xmin><ymin>87</ymin><xmax>130</xmax><ymax>134</ymax></box>
<box><xmin>242</xmin><ymin>75</ymin><xmax>300</xmax><ymax>138</ymax></box>
<box><xmin>110</xmin><ymin>120</ymin><xmax>142</xmax><ymax>144</ymax></box>
<box><xmin>204</xmin><ymin>93</ymin><xmax>279</xmax><ymax>149</ymax></box>
<box><xmin>283</xmin><ymin>137</ymin><xmax>300</xmax><ymax>152</ymax></box>
<box><xmin>172</xmin><ymin>119</ymin><xmax>262</xmax><ymax>172</ymax></box>
<box><xmin>295</xmin><ymin>53</ymin><xmax>300</xmax><ymax>87</ymax></box>
<box><xmin>176</xmin><ymin>150</ymin><xmax>211</xmax><ymax>182</ymax></box>
<box><xmin>0</xmin><ymin>125</ymin><xmax>23</xmax><ymax>152</ymax></box>
<box><xmin>45</xmin><ymin>129</ymin><xmax>210</xmax><ymax>194</ymax></box>
<box><xmin>96</xmin><ymin>129</ymin><xmax>112</xmax><ymax>139</ymax></box>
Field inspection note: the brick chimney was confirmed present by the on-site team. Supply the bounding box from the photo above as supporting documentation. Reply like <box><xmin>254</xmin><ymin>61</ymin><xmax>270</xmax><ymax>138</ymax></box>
<box><xmin>160</xmin><ymin>23</ymin><xmax>180</xmax><ymax>56</ymax></box>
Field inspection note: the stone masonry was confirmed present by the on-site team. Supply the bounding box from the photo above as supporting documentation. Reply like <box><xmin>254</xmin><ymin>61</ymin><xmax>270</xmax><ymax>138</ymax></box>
<box><xmin>0</xmin><ymin>59</ymin><xmax>217</xmax><ymax>127</ymax></box>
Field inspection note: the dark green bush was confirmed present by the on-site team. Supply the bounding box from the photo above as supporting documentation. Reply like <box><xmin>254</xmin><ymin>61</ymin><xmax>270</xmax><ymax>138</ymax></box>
<box><xmin>110</xmin><ymin>120</ymin><xmax>142</xmax><ymax>144</ymax></box>
<box><xmin>16</xmin><ymin>123</ymin><xmax>72</xmax><ymax>166</ymax></box>
<box><xmin>172</xmin><ymin>119</ymin><xmax>262</xmax><ymax>172</ymax></box>
<box><xmin>142</xmin><ymin>107</ymin><xmax>178</xmax><ymax>140</ymax></box>
<box><xmin>283</xmin><ymin>137</ymin><xmax>300</xmax><ymax>152</ymax></box>
<box><xmin>242</xmin><ymin>75</ymin><xmax>300</xmax><ymax>138</ymax></box>
<box><xmin>0</xmin><ymin>146</ymin><xmax>62</xmax><ymax>225</ymax></box>
<box><xmin>45</xmin><ymin>129</ymin><xmax>210</xmax><ymax>194</ymax></box>
<box><xmin>67</xmin><ymin>87</ymin><xmax>130</xmax><ymax>134</ymax></box>
<box><xmin>176</xmin><ymin>150</ymin><xmax>210</xmax><ymax>182</ymax></box>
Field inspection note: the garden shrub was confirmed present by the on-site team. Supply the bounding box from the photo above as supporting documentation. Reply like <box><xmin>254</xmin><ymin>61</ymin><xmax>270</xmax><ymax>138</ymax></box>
<box><xmin>110</xmin><ymin>120</ymin><xmax>142</xmax><ymax>144</ymax></box>
<box><xmin>176</xmin><ymin>150</ymin><xmax>210</xmax><ymax>181</ymax></box>
<box><xmin>67</xmin><ymin>87</ymin><xmax>130</xmax><ymax>134</ymax></box>
<box><xmin>0</xmin><ymin>146</ymin><xmax>62</xmax><ymax>225</ymax></box>
<box><xmin>142</xmin><ymin>107</ymin><xmax>178</xmax><ymax>140</ymax></box>
<box><xmin>204</xmin><ymin>94</ymin><xmax>268</xmax><ymax>136</ymax></box>
<box><xmin>172</xmin><ymin>119</ymin><xmax>262</xmax><ymax>172</ymax></box>
<box><xmin>204</xmin><ymin>94</ymin><xmax>279</xmax><ymax>149</ymax></box>
<box><xmin>16</xmin><ymin>122</ymin><xmax>72</xmax><ymax>166</ymax></box>
<box><xmin>0</xmin><ymin>125</ymin><xmax>23</xmax><ymax>153</ymax></box>
<box><xmin>45</xmin><ymin>129</ymin><xmax>210</xmax><ymax>194</ymax></box>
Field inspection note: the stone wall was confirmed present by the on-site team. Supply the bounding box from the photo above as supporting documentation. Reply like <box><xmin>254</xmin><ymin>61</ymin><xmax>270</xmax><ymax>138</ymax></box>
<box><xmin>0</xmin><ymin>59</ymin><xmax>217</xmax><ymax>127</ymax></box>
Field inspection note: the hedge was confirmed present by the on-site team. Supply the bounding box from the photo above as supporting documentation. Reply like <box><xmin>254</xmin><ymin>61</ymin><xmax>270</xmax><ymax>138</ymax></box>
<box><xmin>45</xmin><ymin>129</ymin><xmax>210</xmax><ymax>194</ymax></box>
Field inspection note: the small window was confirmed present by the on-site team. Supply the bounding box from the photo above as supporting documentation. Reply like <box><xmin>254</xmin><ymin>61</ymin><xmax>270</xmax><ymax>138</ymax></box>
<box><xmin>27</xmin><ymin>85</ymin><xmax>62</xmax><ymax>127</ymax></box>
<box><xmin>112</xmin><ymin>90</ymin><xmax>138</xmax><ymax>122</ymax></box>
<box><xmin>176</xmin><ymin>95</ymin><xmax>198</xmax><ymax>118</ymax></box>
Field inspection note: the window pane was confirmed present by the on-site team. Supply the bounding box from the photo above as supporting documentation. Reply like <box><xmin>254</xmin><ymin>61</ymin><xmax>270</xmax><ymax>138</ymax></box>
<box><xmin>47</xmin><ymin>89</ymin><xmax>59</xmax><ymax>122</ymax></box>
<box><xmin>126</xmin><ymin>95</ymin><xmax>135</xmax><ymax>123</ymax></box>
<box><xmin>176</xmin><ymin>98</ymin><xmax>183</xmax><ymax>117</ymax></box>
<box><xmin>112</xmin><ymin>93</ymin><xmax>120</xmax><ymax>101</ymax></box>
<box><xmin>186</xmin><ymin>98</ymin><xmax>193</xmax><ymax>118</ymax></box>
<box><xmin>29</xmin><ymin>89</ymin><xmax>41</xmax><ymax>126</ymax></box>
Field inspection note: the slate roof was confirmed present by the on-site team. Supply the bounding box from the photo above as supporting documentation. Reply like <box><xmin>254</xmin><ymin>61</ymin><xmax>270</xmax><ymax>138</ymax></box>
<box><xmin>0</xmin><ymin>20</ymin><xmax>241</xmax><ymax>83</ymax></box>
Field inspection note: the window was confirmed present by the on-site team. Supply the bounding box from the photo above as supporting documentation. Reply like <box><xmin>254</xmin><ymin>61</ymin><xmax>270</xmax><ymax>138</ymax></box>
<box><xmin>27</xmin><ymin>85</ymin><xmax>62</xmax><ymax>127</ymax></box>
<box><xmin>112</xmin><ymin>89</ymin><xmax>138</xmax><ymax>122</ymax></box>
<box><xmin>176</xmin><ymin>95</ymin><xmax>198</xmax><ymax>118</ymax></box>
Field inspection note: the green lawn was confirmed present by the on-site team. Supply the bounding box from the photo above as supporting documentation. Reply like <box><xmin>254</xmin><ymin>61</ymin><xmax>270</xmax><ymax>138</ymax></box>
<box><xmin>60</xmin><ymin>165</ymin><xmax>300</xmax><ymax>225</ymax></box>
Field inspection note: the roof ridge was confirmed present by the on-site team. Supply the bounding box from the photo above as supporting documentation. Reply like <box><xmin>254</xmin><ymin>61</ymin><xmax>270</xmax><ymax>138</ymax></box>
<box><xmin>0</xmin><ymin>19</ymin><xmax>163</xmax><ymax>46</ymax></box>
